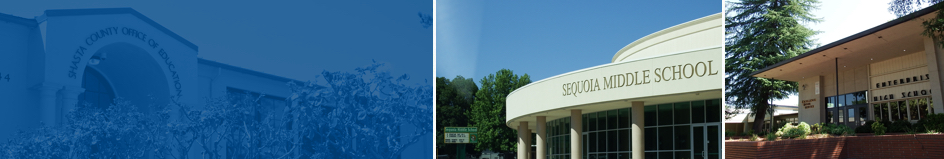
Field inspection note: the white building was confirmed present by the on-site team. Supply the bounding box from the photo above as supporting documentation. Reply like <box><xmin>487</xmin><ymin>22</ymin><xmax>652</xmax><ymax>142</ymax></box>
<box><xmin>505</xmin><ymin>13</ymin><xmax>722</xmax><ymax>159</ymax></box>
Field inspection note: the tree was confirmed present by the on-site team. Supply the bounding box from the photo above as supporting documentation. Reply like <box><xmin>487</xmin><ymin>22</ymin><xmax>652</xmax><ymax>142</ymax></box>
<box><xmin>888</xmin><ymin>1</ymin><xmax>944</xmax><ymax>46</ymax></box>
<box><xmin>726</xmin><ymin>0</ymin><xmax>820</xmax><ymax>133</ymax></box>
<box><xmin>468</xmin><ymin>69</ymin><xmax>531</xmax><ymax>152</ymax></box>
<box><xmin>436</xmin><ymin>76</ymin><xmax>480</xmax><ymax>157</ymax></box>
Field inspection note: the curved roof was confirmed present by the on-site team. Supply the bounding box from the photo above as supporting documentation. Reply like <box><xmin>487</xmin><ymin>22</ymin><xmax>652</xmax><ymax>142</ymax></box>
<box><xmin>612</xmin><ymin>13</ymin><xmax>722</xmax><ymax>63</ymax></box>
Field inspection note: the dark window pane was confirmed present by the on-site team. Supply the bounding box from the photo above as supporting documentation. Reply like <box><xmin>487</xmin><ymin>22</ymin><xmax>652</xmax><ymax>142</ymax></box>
<box><xmin>837</xmin><ymin>95</ymin><xmax>846</xmax><ymax>107</ymax></box>
<box><xmin>608</xmin><ymin>153</ymin><xmax>617</xmax><ymax>159</ymax></box>
<box><xmin>859</xmin><ymin>107</ymin><xmax>868</xmax><ymax>125</ymax></box>
<box><xmin>583</xmin><ymin>135</ymin><xmax>587</xmax><ymax>156</ymax></box>
<box><xmin>676</xmin><ymin>151</ymin><xmax>691</xmax><ymax>159</ymax></box>
<box><xmin>881</xmin><ymin>103</ymin><xmax>889</xmax><ymax>121</ymax></box>
<box><xmin>620</xmin><ymin>153</ymin><xmax>630</xmax><ymax>159</ymax></box>
<box><xmin>608</xmin><ymin>131</ymin><xmax>616</xmax><ymax>152</ymax></box>
<box><xmin>826</xmin><ymin>96</ymin><xmax>834</xmax><ymax>108</ymax></box>
<box><xmin>645</xmin><ymin>128</ymin><xmax>656</xmax><ymax>151</ymax></box>
<box><xmin>873</xmin><ymin>104</ymin><xmax>884</xmax><ymax>122</ymax></box>
<box><xmin>598</xmin><ymin>131</ymin><xmax>606</xmax><ymax>152</ymax></box>
<box><xmin>619</xmin><ymin>109</ymin><xmax>630</xmax><ymax>128</ymax></box>
<box><xmin>920</xmin><ymin>98</ymin><xmax>930</xmax><ymax>119</ymax></box>
<box><xmin>898</xmin><ymin>101</ymin><xmax>908</xmax><ymax>120</ymax></box>
<box><xmin>707</xmin><ymin>99</ymin><xmax>721</xmax><ymax>122</ymax></box>
<box><xmin>659</xmin><ymin>127</ymin><xmax>673</xmax><ymax>150</ymax></box>
<box><xmin>826</xmin><ymin>111</ymin><xmax>834</xmax><ymax>124</ymax></box>
<box><xmin>675</xmin><ymin>102</ymin><xmax>691</xmax><ymax>124</ymax></box>
<box><xmin>619</xmin><ymin>130</ymin><xmax>629</xmax><ymax>151</ymax></box>
<box><xmin>658</xmin><ymin>104</ymin><xmax>673</xmax><ymax>126</ymax></box>
<box><xmin>845</xmin><ymin>93</ymin><xmax>855</xmax><ymax>106</ymax></box>
<box><xmin>659</xmin><ymin>152</ymin><xmax>673</xmax><ymax>159</ymax></box>
<box><xmin>909</xmin><ymin>99</ymin><xmax>920</xmax><ymax>120</ymax></box>
<box><xmin>692</xmin><ymin>101</ymin><xmax>705</xmax><ymax>123</ymax></box>
<box><xmin>675</xmin><ymin>125</ymin><xmax>690</xmax><ymax>150</ymax></box>
<box><xmin>608</xmin><ymin>110</ymin><xmax>618</xmax><ymax>130</ymax></box>
<box><xmin>590</xmin><ymin>113</ymin><xmax>598</xmax><ymax>131</ymax></box>
<box><xmin>646</xmin><ymin>152</ymin><xmax>657</xmax><ymax>159</ymax></box>
<box><xmin>645</xmin><ymin>106</ymin><xmax>657</xmax><ymax>126</ymax></box>
<box><xmin>589</xmin><ymin>132</ymin><xmax>597</xmax><ymax>152</ymax></box>
<box><xmin>584</xmin><ymin>114</ymin><xmax>588</xmax><ymax>132</ymax></box>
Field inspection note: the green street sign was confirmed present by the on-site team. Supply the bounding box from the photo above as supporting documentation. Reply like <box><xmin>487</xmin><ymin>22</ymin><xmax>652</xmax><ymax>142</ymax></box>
<box><xmin>444</xmin><ymin>127</ymin><xmax>477</xmax><ymax>143</ymax></box>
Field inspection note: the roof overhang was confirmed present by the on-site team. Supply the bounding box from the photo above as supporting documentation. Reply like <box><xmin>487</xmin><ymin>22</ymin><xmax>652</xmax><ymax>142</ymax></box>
<box><xmin>751</xmin><ymin>5</ymin><xmax>942</xmax><ymax>81</ymax></box>
<box><xmin>44</xmin><ymin>8</ymin><xmax>199</xmax><ymax>51</ymax></box>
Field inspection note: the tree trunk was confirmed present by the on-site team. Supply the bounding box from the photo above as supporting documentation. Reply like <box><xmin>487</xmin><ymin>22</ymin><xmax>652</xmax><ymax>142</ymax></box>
<box><xmin>752</xmin><ymin>90</ymin><xmax>770</xmax><ymax>134</ymax></box>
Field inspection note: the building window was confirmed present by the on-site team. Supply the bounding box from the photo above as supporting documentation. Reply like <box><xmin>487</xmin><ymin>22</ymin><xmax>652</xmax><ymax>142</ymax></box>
<box><xmin>79</xmin><ymin>67</ymin><xmax>115</xmax><ymax>109</ymax></box>
<box><xmin>872</xmin><ymin>97</ymin><xmax>933</xmax><ymax>122</ymax></box>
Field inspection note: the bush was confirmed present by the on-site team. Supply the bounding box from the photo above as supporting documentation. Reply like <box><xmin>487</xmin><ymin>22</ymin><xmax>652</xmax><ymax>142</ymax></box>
<box><xmin>923</xmin><ymin>113</ymin><xmax>944</xmax><ymax>133</ymax></box>
<box><xmin>872</xmin><ymin>121</ymin><xmax>887</xmax><ymax>135</ymax></box>
<box><xmin>889</xmin><ymin>120</ymin><xmax>913</xmax><ymax>132</ymax></box>
<box><xmin>765</xmin><ymin>133</ymin><xmax>778</xmax><ymax>141</ymax></box>
<box><xmin>749</xmin><ymin>134</ymin><xmax>759</xmax><ymax>141</ymax></box>
<box><xmin>776</xmin><ymin>122</ymin><xmax>811</xmax><ymax>139</ymax></box>
<box><xmin>855</xmin><ymin>120</ymin><xmax>875</xmax><ymax>133</ymax></box>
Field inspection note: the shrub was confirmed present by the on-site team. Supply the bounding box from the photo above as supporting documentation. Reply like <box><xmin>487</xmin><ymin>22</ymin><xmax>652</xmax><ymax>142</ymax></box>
<box><xmin>776</xmin><ymin>122</ymin><xmax>811</xmax><ymax>139</ymax></box>
<box><xmin>889</xmin><ymin>119</ymin><xmax>913</xmax><ymax>132</ymax></box>
<box><xmin>924</xmin><ymin>113</ymin><xmax>944</xmax><ymax>133</ymax></box>
<box><xmin>872</xmin><ymin>121</ymin><xmax>887</xmax><ymax>135</ymax></box>
<box><xmin>855</xmin><ymin>120</ymin><xmax>875</xmax><ymax>133</ymax></box>
<box><xmin>749</xmin><ymin>134</ymin><xmax>759</xmax><ymax>141</ymax></box>
<box><xmin>765</xmin><ymin>133</ymin><xmax>777</xmax><ymax>141</ymax></box>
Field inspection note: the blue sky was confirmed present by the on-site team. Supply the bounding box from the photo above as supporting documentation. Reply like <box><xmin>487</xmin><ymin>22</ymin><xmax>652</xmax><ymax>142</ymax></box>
<box><xmin>437</xmin><ymin>1</ymin><xmax>721</xmax><ymax>82</ymax></box>
<box><xmin>0</xmin><ymin>0</ymin><xmax>432</xmax><ymax>85</ymax></box>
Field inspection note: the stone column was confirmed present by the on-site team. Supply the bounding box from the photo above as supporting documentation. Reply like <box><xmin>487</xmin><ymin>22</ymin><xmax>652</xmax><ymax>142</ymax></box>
<box><xmin>519</xmin><ymin>121</ymin><xmax>529</xmax><ymax>159</ymax></box>
<box><xmin>59</xmin><ymin>86</ymin><xmax>85</xmax><ymax>124</ymax></box>
<box><xmin>924</xmin><ymin>36</ymin><xmax>944</xmax><ymax>113</ymax></box>
<box><xmin>570</xmin><ymin>110</ymin><xmax>582</xmax><ymax>159</ymax></box>
<box><xmin>536</xmin><ymin>116</ymin><xmax>546</xmax><ymax>159</ymax></box>
<box><xmin>34</xmin><ymin>83</ymin><xmax>60</xmax><ymax>126</ymax></box>
<box><xmin>631</xmin><ymin>101</ymin><xmax>645</xmax><ymax>159</ymax></box>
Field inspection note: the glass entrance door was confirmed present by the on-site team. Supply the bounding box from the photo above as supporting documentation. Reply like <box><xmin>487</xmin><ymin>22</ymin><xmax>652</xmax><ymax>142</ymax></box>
<box><xmin>692</xmin><ymin>124</ymin><xmax>719</xmax><ymax>159</ymax></box>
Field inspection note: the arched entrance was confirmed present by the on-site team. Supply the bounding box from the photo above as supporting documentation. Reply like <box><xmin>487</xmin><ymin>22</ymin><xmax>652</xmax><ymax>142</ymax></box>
<box><xmin>79</xmin><ymin>42</ymin><xmax>171</xmax><ymax>112</ymax></box>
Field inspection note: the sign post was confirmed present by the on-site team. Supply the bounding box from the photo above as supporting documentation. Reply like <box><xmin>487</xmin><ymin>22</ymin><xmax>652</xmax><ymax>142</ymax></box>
<box><xmin>444</xmin><ymin>127</ymin><xmax>477</xmax><ymax>159</ymax></box>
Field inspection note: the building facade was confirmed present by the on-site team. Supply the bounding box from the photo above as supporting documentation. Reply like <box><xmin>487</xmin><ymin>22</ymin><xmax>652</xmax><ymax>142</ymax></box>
<box><xmin>505</xmin><ymin>13</ymin><xmax>722</xmax><ymax>159</ymax></box>
<box><xmin>0</xmin><ymin>8</ymin><xmax>430</xmax><ymax>158</ymax></box>
<box><xmin>752</xmin><ymin>5</ymin><xmax>944</xmax><ymax>129</ymax></box>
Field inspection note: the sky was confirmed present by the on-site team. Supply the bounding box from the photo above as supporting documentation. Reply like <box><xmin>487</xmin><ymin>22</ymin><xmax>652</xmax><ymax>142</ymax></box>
<box><xmin>437</xmin><ymin>1</ymin><xmax>721</xmax><ymax>83</ymax></box>
<box><xmin>772</xmin><ymin>0</ymin><xmax>899</xmax><ymax>106</ymax></box>
<box><xmin>0</xmin><ymin>0</ymin><xmax>432</xmax><ymax>86</ymax></box>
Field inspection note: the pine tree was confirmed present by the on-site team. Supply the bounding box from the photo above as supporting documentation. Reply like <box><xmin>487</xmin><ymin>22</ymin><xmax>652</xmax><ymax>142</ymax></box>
<box><xmin>725</xmin><ymin>0</ymin><xmax>820</xmax><ymax>133</ymax></box>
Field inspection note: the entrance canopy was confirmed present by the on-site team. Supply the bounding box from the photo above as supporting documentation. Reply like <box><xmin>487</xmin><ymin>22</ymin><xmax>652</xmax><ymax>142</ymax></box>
<box><xmin>751</xmin><ymin>6</ymin><xmax>939</xmax><ymax>81</ymax></box>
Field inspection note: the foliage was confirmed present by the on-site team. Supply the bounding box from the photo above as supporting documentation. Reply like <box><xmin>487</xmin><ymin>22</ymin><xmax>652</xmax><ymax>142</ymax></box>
<box><xmin>855</xmin><ymin>120</ymin><xmax>875</xmax><ymax>133</ymax></box>
<box><xmin>725</xmin><ymin>0</ymin><xmax>820</xmax><ymax>133</ymax></box>
<box><xmin>0</xmin><ymin>63</ymin><xmax>432</xmax><ymax>158</ymax></box>
<box><xmin>922</xmin><ymin>113</ymin><xmax>944</xmax><ymax>133</ymax></box>
<box><xmin>765</xmin><ymin>133</ymin><xmax>778</xmax><ymax>141</ymax></box>
<box><xmin>888</xmin><ymin>120</ymin><xmax>914</xmax><ymax>132</ymax></box>
<box><xmin>814</xmin><ymin>123</ymin><xmax>854</xmax><ymax>136</ymax></box>
<box><xmin>436</xmin><ymin>76</ymin><xmax>480</xmax><ymax>156</ymax></box>
<box><xmin>873</xmin><ymin>121</ymin><xmax>887</xmax><ymax>135</ymax></box>
<box><xmin>749</xmin><ymin>134</ymin><xmax>759</xmax><ymax>141</ymax></box>
<box><xmin>468</xmin><ymin>69</ymin><xmax>531</xmax><ymax>152</ymax></box>
<box><xmin>776</xmin><ymin>122</ymin><xmax>811</xmax><ymax>139</ymax></box>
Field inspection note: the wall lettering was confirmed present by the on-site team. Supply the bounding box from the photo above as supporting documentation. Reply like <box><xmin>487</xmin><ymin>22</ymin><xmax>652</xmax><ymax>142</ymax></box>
<box><xmin>562</xmin><ymin>60</ymin><xmax>719</xmax><ymax>97</ymax></box>
<box><xmin>66</xmin><ymin>27</ymin><xmax>184</xmax><ymax>105</ymax></box>
<box><xmin>876</xmin><ymin>74</ymin><xmax>930</xmax><ymax>88</ymax></box>
<box><xmin>802</xmin><ymin>99</ymin><xmax>816</xmax><ymax>109</ymax></box>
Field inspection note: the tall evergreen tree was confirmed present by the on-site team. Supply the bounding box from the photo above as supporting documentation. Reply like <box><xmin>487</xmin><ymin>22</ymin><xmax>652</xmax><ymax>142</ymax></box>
<box><xmin>468</xmin><ymin>69</ymin><xmax>531</xmax><ymax>152</ymax></box>
<box><xmin>725</xmin><ymin>0</ymin><xmax>820</xmax><ymax>133</ymax></box>
<box><xmin>436</xmin><ymin>76</ymin><xmax>480</xmax><ymax>157</ymax></box>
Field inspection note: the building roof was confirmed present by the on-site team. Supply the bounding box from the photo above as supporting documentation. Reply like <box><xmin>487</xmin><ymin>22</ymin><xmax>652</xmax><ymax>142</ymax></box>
<box><xmin>0</xmin><ymin>12</ymin><xmax>37</xmax><ymax>27</ymax></box>
<box><xmin>198</xmin><ymin>58</ymin><xmax>302</xmax><ymax>84</ymax></box>
<box><xmin>44</xmin><ymin>8</ymin><xmax>199</xmax><ymax>51</ymax></box>
<box><xmin>751</xmin><ymin>3</ymin><xmax>944</xmax><ymax>79</ymax></box>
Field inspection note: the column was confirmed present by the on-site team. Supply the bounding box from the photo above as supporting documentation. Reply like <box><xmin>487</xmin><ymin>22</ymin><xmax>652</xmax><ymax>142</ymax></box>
<box><xmin>631</xmin><ymin>101</ymin><xmax>645</xmax><ymax>159</ymax></box>
<box><xmin>59</xmin><ymin>86</ymin><xmax>85</xmax><ymax>125</ymax></box>
<box><xmin>924</xmin><ymin>36</ymin><xmax>944</xmax><ymax>113</ymax></box>
<box><xmin>570</xmin><ymin>110</ymin><xmax>582</xmax><ymax>159</ymax></box>
<box><xmin>34</xmin><ymin>83</ymin><xmax>60</xmax><ymax>126</ymax></box>
<box><xmin>519</xmin><ymin>121</ymin><xmax>529</xmax><ymax>159</ymax></box>
<box><xmin>536</xmin><ymin>116</ymin><xmax>546</xmax><ymax>159</ymax></box>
